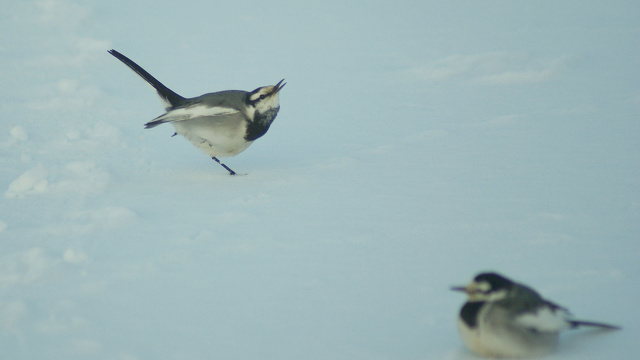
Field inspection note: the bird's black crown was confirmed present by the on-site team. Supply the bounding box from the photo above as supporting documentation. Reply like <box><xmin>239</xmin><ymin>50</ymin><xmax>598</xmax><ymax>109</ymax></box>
<box><xmin>474</xmin><ymin>272</ymin><xmax>514</xmax><ymax>291</ymax></box>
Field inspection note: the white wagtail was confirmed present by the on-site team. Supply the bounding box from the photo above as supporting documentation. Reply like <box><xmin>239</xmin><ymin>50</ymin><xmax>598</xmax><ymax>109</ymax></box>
<box><xmin>108</xmin><ymin>49</ymin><xmax>285</xmax><ymax>175</ymax></box>
<box><xmin>451</xmin><ymin>272</ymin><xmax>620</xmax><ymax>358</ymax></box>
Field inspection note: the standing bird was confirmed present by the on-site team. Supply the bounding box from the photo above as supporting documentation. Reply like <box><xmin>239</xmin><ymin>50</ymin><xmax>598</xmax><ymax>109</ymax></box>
<box><xmin>108</xmin><ymin>49</ymin><xmax>285</xmax><ymax>175</ymax></box>
<box><xmin>451</xmin><ymin>272</ymin><xmax>620</xmax><ymax>358</ymax></box>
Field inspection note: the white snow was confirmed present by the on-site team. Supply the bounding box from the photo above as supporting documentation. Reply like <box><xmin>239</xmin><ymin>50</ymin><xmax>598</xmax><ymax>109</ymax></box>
<box><xmin>5</xmin><ymin>164</ymin><xmax>49</xmax><ymax>198</ymax></box>
<box><xmin>10</xmin><ymin>125</ymin><xmax>29</xmax><ymax>142</ymax></box>
<box><xmin>1</xmin><ymin>1</ymin><xmax>638</xmax><ymax>360</ymax></box>
<box><xmin>63</xmin><ymin>249</ymin><xmax>89</xmax><ymax>264</ymax></box>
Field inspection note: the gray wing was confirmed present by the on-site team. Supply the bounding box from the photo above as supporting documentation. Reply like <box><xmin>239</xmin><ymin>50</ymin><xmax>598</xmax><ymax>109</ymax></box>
<box><xmin>145</xmin><ymin>90</ymin><xmax>248</xmax><ymax>128</ymax></box>
<box><xmin>145</xmin><ymin>104</ymin><xmax>240</xmax><ymax>128</ymax></box>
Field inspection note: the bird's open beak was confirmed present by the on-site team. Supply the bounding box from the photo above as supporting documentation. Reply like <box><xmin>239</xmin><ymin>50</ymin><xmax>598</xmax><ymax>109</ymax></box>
<box><xmin>273</xmin><ymin>79</ymin><xmax>286</xmax><ymax>94</ymax></box>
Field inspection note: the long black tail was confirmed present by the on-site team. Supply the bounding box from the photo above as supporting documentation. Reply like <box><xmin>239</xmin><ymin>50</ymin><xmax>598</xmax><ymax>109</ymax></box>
<box><xmin>569</xmin><ymin>319</ymin><xmax>621</xmax><ymax>330</ymax></box>
<box><xmin>108</xmin><ymin>49</ymin><xmax>186</xmax><ymax>109</ymax></box>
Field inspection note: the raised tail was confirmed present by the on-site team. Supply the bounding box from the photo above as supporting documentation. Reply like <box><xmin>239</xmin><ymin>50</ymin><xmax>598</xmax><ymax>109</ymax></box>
<box><xmin>569</xmin><ymin>319</ymin><xmax>621</xmax><ymax>330</ymax></box>
<box><xmin>108</xmin><ymin>49</ymin><xmax>186</xmax><ymax>109</ymax></box>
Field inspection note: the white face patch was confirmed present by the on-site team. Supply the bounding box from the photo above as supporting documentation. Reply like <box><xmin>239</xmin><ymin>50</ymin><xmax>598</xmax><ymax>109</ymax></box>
<box><xmin>248</xmin><ymin>86</ymin><xmax>280</xmax><ymax>114</ymax></box>
<box><xmin>465</xmin><ymin>281</ymin><xmax>508</xmax><ymax>302</ymax></box>
<box><xmin>154</xmin><ymin>104</ymin><xmax>239</xmax><ymax>123</ymax></box>
<box><xmin>476</xmin><ymin>281</ymin><xmax>491</xmax><ymax>292</ymax></box>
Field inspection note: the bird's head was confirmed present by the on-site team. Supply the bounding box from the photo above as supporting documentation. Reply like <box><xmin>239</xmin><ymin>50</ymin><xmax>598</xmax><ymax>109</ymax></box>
<box><xmin>246</xmin><ymin>79</ymin><xmax>286</xmax><ymax>115</ymax></box>
<box><xmin>451</xmin><ymin>272</ymin><xmax>514</xmax><ymax>302</ymax></box>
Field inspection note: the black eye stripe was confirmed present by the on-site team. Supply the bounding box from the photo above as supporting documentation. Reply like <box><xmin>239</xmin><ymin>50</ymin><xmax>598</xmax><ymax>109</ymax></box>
<box><xmin>250</xmin><ymin>93</ymin><xmax>270</xmax><ymax>103</ymax></box>
<box><xmin>246</xmin><ymin>89</ymin><xmax>275</xmax><ymax>106</ymax></box>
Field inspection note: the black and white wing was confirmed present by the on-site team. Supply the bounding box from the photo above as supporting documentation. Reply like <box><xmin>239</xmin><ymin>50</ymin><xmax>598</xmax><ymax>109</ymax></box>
<box><xmin>145</xmin><ymin>104</ymin><xmax>240</xmax><ymax>128</ymax></box>
<box><xmin>514</xmin><ymin>301</ymin><xmax>573</xmax><ymax>333</ymax></box>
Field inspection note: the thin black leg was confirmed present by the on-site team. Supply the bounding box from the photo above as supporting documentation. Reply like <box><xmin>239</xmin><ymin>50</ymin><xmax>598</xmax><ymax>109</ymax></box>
<box><xmin>212</xmin><ymin>157</ymin><xmax>237</xmax><ymax>175</ymax></box>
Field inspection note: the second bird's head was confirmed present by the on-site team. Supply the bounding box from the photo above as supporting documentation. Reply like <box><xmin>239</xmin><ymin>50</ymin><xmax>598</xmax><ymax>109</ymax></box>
<box><xmin>451</xmin><ymin>272</ymin><xmax>515</xmax><ymax>302</ymax></box>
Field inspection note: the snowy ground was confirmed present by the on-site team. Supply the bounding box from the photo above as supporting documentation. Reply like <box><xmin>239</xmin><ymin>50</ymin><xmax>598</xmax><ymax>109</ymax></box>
<box><xmin>1</xmin><ymin>1</ymin><xmax>639</xmax><ymax>359</ymax></box>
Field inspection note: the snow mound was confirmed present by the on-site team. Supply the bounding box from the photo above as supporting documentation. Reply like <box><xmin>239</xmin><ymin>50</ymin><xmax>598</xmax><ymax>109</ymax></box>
<box><xmin>50</xmin><ymin>161</ymin><xmax>112</xmax><ymax>196</ymax></box>
<box><xmin>5</xmin><ymin>164</ymin><xmax>49</xmax><ymax>198</ymax></box>
<box><xmin>10</xmin><ymin>125</ymin><xmax>28</xmax><ymax>142</ymax></box>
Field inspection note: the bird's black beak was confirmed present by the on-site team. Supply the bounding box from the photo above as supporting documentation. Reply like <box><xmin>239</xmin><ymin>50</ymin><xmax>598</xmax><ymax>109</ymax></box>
<box><xmin>273</xmin><ymin>79</ymin><xmax>286</xmax><ymax>94</ymax></box>
<box><xmin>450</xmin><ymin>286</ymin><xmax>468</xmax><ymax>293</ymax></box>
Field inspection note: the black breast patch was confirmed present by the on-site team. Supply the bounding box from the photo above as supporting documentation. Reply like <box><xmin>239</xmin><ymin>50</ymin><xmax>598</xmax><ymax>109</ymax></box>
<box><xmin>245</xmin><ymin>120</ymin><xmax>271</xmax><ymax>141</ymax></box>
<box><xmin>460</xmin><ymin>302</ymin><xmax>485</xmax><ymax>328</ymax></box>
<box><xmin>244</xmin><ymin>107</ymin><xmax>279</xmax><ymax>141</ymax></box>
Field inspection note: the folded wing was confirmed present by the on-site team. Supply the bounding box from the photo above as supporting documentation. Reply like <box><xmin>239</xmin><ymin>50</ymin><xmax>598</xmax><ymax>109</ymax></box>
<box><xmin>145</xmin><ymin>104</ymin><xmax>240</xmax><ymax>128</ymax></box>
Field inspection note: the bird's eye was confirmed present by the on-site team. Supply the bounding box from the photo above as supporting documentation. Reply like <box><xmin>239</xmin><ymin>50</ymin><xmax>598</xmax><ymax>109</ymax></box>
<box><xmin>259</xmin><ymin>94</ymin><xmax>266</xmax><ymax>100</ymax></box>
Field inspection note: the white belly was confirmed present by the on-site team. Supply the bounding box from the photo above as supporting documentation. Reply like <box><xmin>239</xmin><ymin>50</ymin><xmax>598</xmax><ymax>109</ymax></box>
<box><xmin>457</xmin><ymin>316</ymin><xmax>558</xmax><ymax>358</ymax></box>
<box><xmin>173</xmin><ymin>116</ymin><xmax>252</xmax><ymax>158</ymax></box>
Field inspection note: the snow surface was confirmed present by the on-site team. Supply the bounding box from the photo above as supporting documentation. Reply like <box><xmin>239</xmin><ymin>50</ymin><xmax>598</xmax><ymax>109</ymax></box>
<box><xmin>1</xmin><ymin>1</ymin><xmax>638</xmax><ymax>359</ymax></box>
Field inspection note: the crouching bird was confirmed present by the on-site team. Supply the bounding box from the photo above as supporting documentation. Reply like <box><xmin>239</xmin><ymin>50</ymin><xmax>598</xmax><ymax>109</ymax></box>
<box><xmin>108</xmin><ymin>49</ymin><xmax>285</xmax><ymax>175</ymax></box>
<box><xmin>451</xmin><ymin>272</ymin><xmax>620</xmax><ymax>358</ymax></box>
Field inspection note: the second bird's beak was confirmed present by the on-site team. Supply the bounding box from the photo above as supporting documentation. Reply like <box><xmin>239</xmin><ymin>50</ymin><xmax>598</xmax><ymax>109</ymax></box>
<box><xmin>450</xmin><ymin>286</ymin><xmax>469</xmax><ymax>293</ymax></box>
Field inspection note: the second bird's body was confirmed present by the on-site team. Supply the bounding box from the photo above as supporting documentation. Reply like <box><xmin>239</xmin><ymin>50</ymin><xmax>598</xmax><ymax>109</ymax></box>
<box><xmin>452</xmin><ymin>272</ymin><xmax>620</xmax><ymax>358</ymax></box>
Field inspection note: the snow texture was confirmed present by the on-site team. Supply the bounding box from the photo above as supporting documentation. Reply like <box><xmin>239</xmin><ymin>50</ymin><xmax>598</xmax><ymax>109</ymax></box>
<box><xmin>1</xmin><ymin>1</ymin><xmax>638</xmax><ymax>359</ymax></box>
